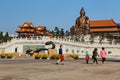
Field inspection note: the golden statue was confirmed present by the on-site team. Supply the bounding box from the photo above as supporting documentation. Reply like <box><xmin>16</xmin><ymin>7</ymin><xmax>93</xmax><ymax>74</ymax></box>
<box><xmin>74</xmin><ymin>8</ymin><xmax>90</xmax><ymax>35</ymax></box>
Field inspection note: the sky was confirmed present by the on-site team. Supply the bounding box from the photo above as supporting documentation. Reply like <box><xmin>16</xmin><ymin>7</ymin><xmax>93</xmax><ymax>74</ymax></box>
<box><xmin>0</xmin><ymin>0</ymin><xmax>120</xmax><ymax>35</ymax></box>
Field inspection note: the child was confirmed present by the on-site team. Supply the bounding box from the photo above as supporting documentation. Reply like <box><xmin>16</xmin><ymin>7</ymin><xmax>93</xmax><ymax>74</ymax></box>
<box><xmin>85</xmin><ymin>51</ymin><xmax>89</xmax><ymax>64</ymax></box>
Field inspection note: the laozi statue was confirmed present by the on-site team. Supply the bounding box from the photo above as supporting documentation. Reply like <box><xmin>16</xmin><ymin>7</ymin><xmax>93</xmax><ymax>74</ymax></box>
<box><xmin>74</xmin><ymin>8</ymin><xmax>90</xmax><ymax>35</ymax></box>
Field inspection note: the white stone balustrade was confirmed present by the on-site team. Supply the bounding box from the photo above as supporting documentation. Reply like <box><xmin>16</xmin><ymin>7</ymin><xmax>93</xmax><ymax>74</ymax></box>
<box><xmin>0</xmin><ymin>36</ymin><xmax>120</xmax><ymax>57</ymax></box>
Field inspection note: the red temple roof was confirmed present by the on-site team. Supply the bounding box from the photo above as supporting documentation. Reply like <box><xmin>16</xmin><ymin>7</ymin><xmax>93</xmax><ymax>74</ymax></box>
<box><xmin>90</xmin><ymin>19</ymin><xmax>117</xmax><ymax>27</ymax></box>
<box><xmin>19</xmin><ymin>22</ymin><xmax>34</xmax><ymax>28</ymax></box>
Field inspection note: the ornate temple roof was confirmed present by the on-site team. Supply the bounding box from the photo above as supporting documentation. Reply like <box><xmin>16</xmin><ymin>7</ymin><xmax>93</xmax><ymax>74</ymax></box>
<box><xmin>37</xmin><ymin>26</ymin><xmax>45</xmax><ymax>31</ymax></box>
<box><xmin>16</xmin><ymin>22</ymin><xmax>53</xmax><ymax>37</ymax></box>
<box><xmin>89</xmin><ymin>19</ymin><xmax>119</xmax><ymax>33</ymax></box>
<box><xmin>19</xmin><ymin>22</ymin><xmax>34</xmax><ymax>28</ymax></box>
<box><xmin>16</xmin><ymin>29</ymin><xmax>34</xmax><ymax>33</ymax></box>
<box><xmin>90</xmin><ymin>28</ymin><xmax>119</xmax><ymax>32</ymax></box>
<box><xmin>90</xmin><ymin>19</ymin><xmax>117</xmax><ymax>27</ymax></box>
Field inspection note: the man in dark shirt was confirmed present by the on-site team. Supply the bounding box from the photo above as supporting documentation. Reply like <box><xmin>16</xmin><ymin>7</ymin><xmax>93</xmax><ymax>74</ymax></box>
<box><xmin>56</xmin><ymin>45</ymin><xmax>64</xmax><ymax>64</ymax></box>
<box><xmin>59</xmin><ymin>45</ymin><xmax>63</xmax><ymax>55</ymax></box>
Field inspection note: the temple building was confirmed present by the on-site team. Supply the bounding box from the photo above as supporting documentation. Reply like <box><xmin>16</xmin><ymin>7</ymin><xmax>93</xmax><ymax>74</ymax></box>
<box><xmin>16</xmin><ymin>22</ymin><xmax>53</xmax><ymax>38</ymax></box>
<box><xmin>36</xmin><ymin>26</ymin><xmax>53</xmax><ymax>36</ymax></box>
<box><xmin>70</xmin><ymin>8</ymin><xmax>120</xmax><ymax>36</ymax></box>
<box><xmin>90</xmin><ymin>19</ymin><xmax>120</xmax><ymax>35</ymax></box>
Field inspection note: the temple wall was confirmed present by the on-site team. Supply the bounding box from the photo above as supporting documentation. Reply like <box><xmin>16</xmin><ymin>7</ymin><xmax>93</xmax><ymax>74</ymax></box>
<box><xmin>0</xmin><ymin>37</ymin><xmax>120</xmax><ymax>58</ymax></box>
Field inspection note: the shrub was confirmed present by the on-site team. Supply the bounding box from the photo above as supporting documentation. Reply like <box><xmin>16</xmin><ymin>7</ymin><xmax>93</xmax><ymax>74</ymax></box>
<box><xmin>35</xmin><ymin>54</ymin><xmax>41</xmax><ymax>59</ymax></box>
<box><xmin>6</xmin><ymin>53</ymin><xmax>13</xmax><ymax>59</ymax></box>
<box><xmin>41</xmin><ymin>53</ymin><xmax>48</xmax><ymax>59</ymax></box>
<box><xmin>13</xmin><ymin>52</ymin><xmax>19</xmax><ymax>57</ymax></box>
<box><xmin>0</xmin><ymin>53</ymin><xmax>6</xmax><ymax>58</ymax></box>
<box><xmin>64</xmin><ymin>54</ymin><xmax>71</xmax><ymax>58</ymax></box>
<box><xmin>56</xmin><ymin>54</ymin><xmax>60</xmax><ymax>60</ymax></box>
<box><xmin>32</xmin><ymin>52</ymin><xmax>39</xmax><ymax>56</ymax></box>
<box><xmin>70</xmin><ymin>54</ymin><xmax>78</xmax><ymax>60</ymax></box>
<box><xmin>50</xmin><ymin>54</ymin><xmax>59</xmax><ymax>60</ymax></box>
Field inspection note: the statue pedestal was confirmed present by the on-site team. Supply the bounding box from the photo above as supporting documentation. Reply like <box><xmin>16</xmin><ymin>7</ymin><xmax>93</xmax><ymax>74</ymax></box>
<box><xmin>48</xmin><ymin>49</ymin><xmax>57</xmax><ymax>57</ymax></box>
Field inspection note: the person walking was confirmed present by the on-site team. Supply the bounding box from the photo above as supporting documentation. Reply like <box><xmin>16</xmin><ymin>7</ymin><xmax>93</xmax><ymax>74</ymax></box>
<box><xmin>85</xmin><ymin>51</ymin><xmax>89</xmax><ymax>64</ymax></box>
<box><xmin>56</xmin><ymin>45</ymin><xmax>64</xmax><ymax>65</ymax></box>
<box><xmin>15</xmin><ymin>47</ymin><xmax>18</xmax><ymax>53</ymax></box>
<box><xmin>92</xmin><ymin>48</ymin><xmax>98</xmax><ymax>64</ymax></box>
<box><xmin>100</xmin><ymin>47</ymin><xmax>107</xmax><ymax>64</ymax></box>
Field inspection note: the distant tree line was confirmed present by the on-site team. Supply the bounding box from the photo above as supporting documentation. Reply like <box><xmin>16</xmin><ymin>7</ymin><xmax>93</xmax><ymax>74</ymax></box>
<box><xmin>0</xmin><ymin>32</ymin><xmax>12</xmax><ymax>43</ymax></box>
<box><xmin>51</xmin><ymin>26</ymin><xmax>69</xmax><ymax>38</ymax></box>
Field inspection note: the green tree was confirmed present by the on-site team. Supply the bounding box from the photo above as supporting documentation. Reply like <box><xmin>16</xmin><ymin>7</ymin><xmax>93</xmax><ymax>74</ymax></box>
<box><xmin>60</xmin><ymin>28</ymin><xmax>64</xmax><ymax>38</ymax></box>
<box><xmin>0</xmin><ymin>32</ymin><xmax>12</xmax><ymax>43</ymax></box>
<box><xmin>54</xmin><ymin>26</ymin><xmax>60</xmax><ymax>37</ymax></box>
<box><xmin>51</xmin><ymin>31</ymin><xmax>55</xmax><ymax>37</ymax></box>
<box><xmin>52</xmin><ymin>26</ymin><xmax>69</xmax><ymax>38</ymax></box>
<box><xmin>65</xmin><ymin>30</ymin><xmax>69</xmax><ymax>36</ymax></box>
<box><xmin>3</xmin><ymin>32</ymin><xmax>9</xmax><ymax>42</ymax></box>
<box><xmin>0</xmin><ymin>32</ymin><xmax>3</xmax><ymax>43</ymax></box>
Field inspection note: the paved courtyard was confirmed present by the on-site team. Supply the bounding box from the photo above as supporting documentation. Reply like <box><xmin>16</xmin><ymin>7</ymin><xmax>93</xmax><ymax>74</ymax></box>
<box><xmin>0</xmin><ymin>57</ymin><xmax>120</xmax><ymax>80</ymax></box>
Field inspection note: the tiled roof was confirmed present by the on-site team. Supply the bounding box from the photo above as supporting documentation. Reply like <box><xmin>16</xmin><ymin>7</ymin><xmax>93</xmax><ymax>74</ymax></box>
<box><xmin>37</xmin><ymin>26</ymin><xmax>45</xmax><ymax>31</ymax></box>
<box><xmin>90</xmin><ymin>27</ymin><xmax>119</xmax><ymax>32</ymax></box>
<box><xmin>16</xmin><ymin>22</ymin><xmax>53</xmax><ymax>36</ymax></box>
<box><xmin>90</xmin><ymin>19</ymin><xmax>117</xmax><ymax>27</ymax></box>
<box><xmin>19</xmin><ymin>22</ymin><xmax>34</xmax><ymax>28</ymax></box>
<box><xmin>16</xmin><ymin>29</ymin><xmax>34</xmax><ymax>33</ymax></box>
